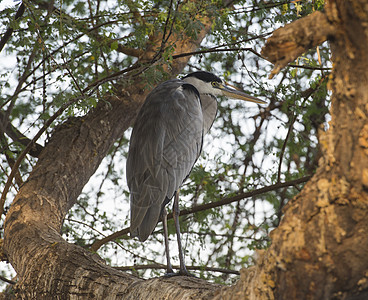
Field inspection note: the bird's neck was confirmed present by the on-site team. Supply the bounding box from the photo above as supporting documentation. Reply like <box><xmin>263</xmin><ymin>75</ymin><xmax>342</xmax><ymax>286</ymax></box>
<box><xmin>200</xmin><ymin>94</ymin><xmax>218</xmax><ymax>134</ymax></box>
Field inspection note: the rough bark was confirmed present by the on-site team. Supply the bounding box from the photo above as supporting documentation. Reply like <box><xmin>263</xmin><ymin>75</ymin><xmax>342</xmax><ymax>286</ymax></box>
<box><xmin>3</xmin><ymin>0</ymin><xmax>368</xmax><ymax>299</ymax></box>
<box><xmin>233</xmin><ymin>1</ymin><xmax>368</xmax><ymax>299</ymax></box>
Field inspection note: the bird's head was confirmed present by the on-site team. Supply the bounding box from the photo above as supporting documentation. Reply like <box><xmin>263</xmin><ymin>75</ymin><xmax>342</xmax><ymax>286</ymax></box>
<box><xmin>182</xmin><ymin>71</ymin><xmax>266</xmax><ymax>104</ymax></box>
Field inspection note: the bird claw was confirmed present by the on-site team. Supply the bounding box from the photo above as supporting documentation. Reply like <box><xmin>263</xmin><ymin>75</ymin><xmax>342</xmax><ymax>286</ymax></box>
<box><xmin>163</xmin><ymin>268</ymin><xmax>175</xmax><ymax>277</ymax></box>
<box><xmin>178</xmin><ymin>268</ymin><xmax>196</xmax><ymax>277</ymax></box>
<box><xmin>163</xmin><ymin>268</ymin><xmax>196</xmax><ymax>277</ymax></box>
<box><xmin>163</xmin><ymin>271</ymin><xmax>178</xmax><ymax>277</ymax></box>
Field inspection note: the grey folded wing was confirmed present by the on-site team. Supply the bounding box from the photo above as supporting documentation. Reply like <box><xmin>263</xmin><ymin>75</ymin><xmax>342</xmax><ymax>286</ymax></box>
<box><xmin>126</xmin><ymin>80</ymin><xmax>204</xmax><ymax>241</ymax></box>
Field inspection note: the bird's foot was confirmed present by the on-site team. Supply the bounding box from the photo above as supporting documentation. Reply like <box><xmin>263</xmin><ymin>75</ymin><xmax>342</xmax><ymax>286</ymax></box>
<box><xmin>178</xmin><ymin>268</ymin><xmax>196</xmax><ymax>277</ymax></box>
<box><xmin>163</xmin><ymin>272</ymin><xmax>178</xmax><ymax>277</ymax></box>
<box><xmin>163</xmin><ymin>268</ymin><xmax>195</xmax><ymax>277</ymax></box>
<box><xmin>163</xmin><ymin>266</ymin><xmax>176</xmax><ymax>277</ymax></box>
<box><xmin>163</xmin><ymin>269</ymin><xmax>176</xmax><ymax>277</ymax></box>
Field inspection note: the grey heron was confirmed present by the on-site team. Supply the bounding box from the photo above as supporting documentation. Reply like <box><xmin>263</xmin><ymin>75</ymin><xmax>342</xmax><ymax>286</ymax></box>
<box><xmin>126</xmin><ymin>71</ymin><xmax>266</xmax><ymax>276</ymax></box>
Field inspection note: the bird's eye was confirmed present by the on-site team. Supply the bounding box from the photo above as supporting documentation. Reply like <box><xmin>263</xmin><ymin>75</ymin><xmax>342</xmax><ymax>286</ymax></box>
<box><xmin>211</xmin><ymin>82</ymin><xmax>219</xmax><ymax>88</ymax></box>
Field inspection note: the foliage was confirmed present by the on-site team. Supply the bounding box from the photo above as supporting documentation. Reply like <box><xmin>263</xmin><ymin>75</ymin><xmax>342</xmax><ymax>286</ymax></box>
<box><xmin>0</xmin><ymin>0</ymin><xmax>330</xmax><ymax>288</ymax></box>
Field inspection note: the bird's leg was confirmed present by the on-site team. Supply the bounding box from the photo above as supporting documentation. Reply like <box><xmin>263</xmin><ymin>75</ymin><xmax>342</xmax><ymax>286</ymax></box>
<box><xmin>161</xmin><ymin>207</ymin><xmax>174</xmax><ymax>275</ymax></box>
<box><xmin>173</xmin><ymin>190</ymin><xmax>191</xmax><ymax>276</ymax></box>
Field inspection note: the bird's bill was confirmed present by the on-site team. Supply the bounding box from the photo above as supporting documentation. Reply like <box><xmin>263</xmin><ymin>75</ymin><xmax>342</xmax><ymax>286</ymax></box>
<box><xmin>220</xmin><ymin>83</ymin><xmax>267</xmax><ymax>104</ymax></box>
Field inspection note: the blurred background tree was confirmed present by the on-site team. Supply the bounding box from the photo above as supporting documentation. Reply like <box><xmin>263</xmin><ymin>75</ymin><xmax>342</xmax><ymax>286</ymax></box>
<box><xmin>0</xmin><ymin>0</ymin><xmax>329</xmax><ymax>291</ymax></box>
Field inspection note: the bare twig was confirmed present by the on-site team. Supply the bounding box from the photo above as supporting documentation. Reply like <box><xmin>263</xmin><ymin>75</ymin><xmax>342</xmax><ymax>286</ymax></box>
<box><xmin>289</xmin><ymin>64</ymin><xmax>331</xmax><ymax>71</ymax></box>
<box><xmin>66</xmin><ymin>218</ymin><xmax>163</xmax><ymax>266</ymax></box>
<box><xmin>277</xmin><ymin>115</ymin><xmax>296</xmax><ymax>183</ymax></box>
<box><xmin>0</xmin><ymin>134</ymin><xmax>23</xmax><ymax>187</ymax></box>
<box><xmin>0</xmin><ymin>111</ymin><xmax>44</xmax><ymax>157</ymax></box>
<box><xmin>172</xmin><ymin>47</ymin><xmax>265</xmax><ymax>60</ymax></box>
<box><xmin>0</xmin><ymin>275</ymin><xmax>16</xmax><ymax>285</ymax></box>
<box><xmin>0</xmin><ymin>95</ymin><xmax>85</xmax><ymax>217</ymax></box>
<box><xmin>0</xmin><ymin>3</ymin><xmax>25</xmax><ymax>52</ymax></box>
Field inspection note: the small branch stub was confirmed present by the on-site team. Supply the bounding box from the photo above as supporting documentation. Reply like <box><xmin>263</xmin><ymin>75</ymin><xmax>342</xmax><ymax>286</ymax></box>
<box><xmin>261</xmin><ymin>11</ymin><xmax>335</xmax><ymax>78</ymax></box>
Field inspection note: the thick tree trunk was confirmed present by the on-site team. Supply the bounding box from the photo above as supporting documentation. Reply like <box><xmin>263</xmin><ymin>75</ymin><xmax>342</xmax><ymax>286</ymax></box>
<box><xmin>3</xmin><ymin>0</ymin><xmax>368</xmax><ymax>299</ymax></box>
<box><xmin>241</xmin><ymin>1</ymin><xmax>368</xmax><ymax>299</ymax></box>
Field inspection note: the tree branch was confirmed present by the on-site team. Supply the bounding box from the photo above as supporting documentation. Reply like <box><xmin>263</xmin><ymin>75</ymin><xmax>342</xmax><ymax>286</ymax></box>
<box><xmin>32</xmin><ymin>0</ymin><xmax>144</xmax><ymax>58</ymax></box>
<box><xmin>0</xmin><ymin>274</ymin><xmax>16</xmax><ymax>285</ymax></box>
<box><xmin>0</xmin><ymin>94</ymin><xmax>84</xmax><ymax>217</ymax></box>
<box><xmin>90</xmin><ymin>175</ymin><xmax>311</xmax><ymax>251</ymax></box>
<box><xmin>261</xmin><ymin>11</ymin><xmax>336</xmax><ymax>78</ymax></box>
<box><xmin>0</xmin><ymin>111</ymin><xmax>44</xmax><ymax>157</ymax></box>
<box><xmin>0</xmin><ymin>3</ymin><xmax>25</xmax><ymax>53</ymax></box>
<box><xmin>114</xmin><ymin>264</ymin><xmax>240</xmax><ymax>275</ymax></box>
<box><xmin>277</xmin><ymin>114</ymin><xmax>296</xmax><ymax>183</ymax></box>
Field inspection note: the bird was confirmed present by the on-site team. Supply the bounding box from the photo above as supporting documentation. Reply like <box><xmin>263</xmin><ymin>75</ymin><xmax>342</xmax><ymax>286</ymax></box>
<box><xmin>126</xmin><ymin>70</ymin><xmax>266</xmax><ymax>276</ymax></box>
